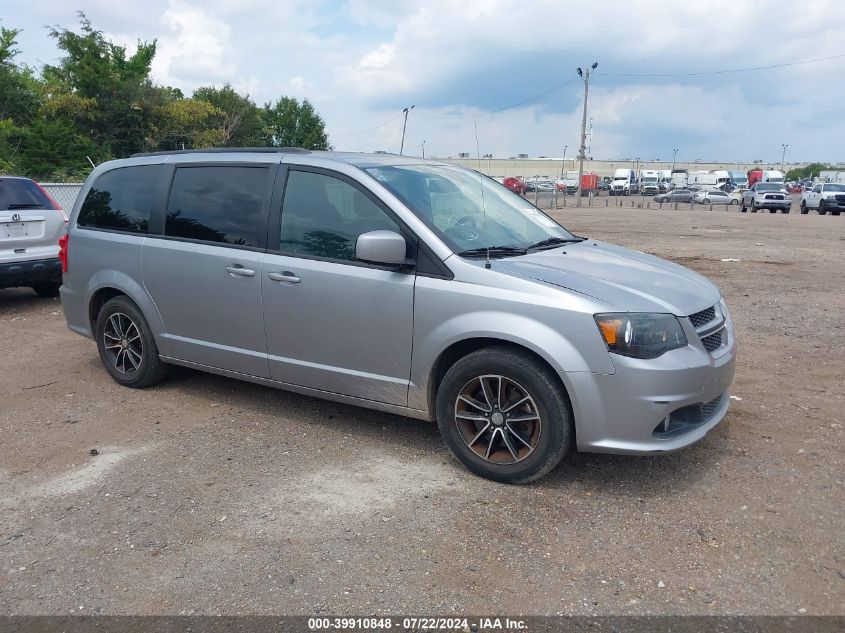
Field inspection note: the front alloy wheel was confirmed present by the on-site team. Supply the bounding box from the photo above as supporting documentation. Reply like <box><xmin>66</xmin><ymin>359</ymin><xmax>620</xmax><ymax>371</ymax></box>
<box><xmin>436</xmin><ymin>347</ymin><xmax>572</xmax><ymax>484</ymax></box>
<box><xmin>455</xmin><ymin>375</ymin><xmax>541</xmax><ymax>464</ymax></box>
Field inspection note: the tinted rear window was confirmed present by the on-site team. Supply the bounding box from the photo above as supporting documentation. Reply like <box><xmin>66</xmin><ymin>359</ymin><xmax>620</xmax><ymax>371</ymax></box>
<box><xmin>0</xmin><ymin>178</ymin><xmax>58</xmax><ymax>211</ymax></box>
<box><xmin>78</xmin><ymin>166</ymin><xmax>161</xmax><ymax>233</ymax></box>
<box><xmin>165</xmin><ymin>166</ymin><xmax>269</xmax><ymax>247</ymax></box>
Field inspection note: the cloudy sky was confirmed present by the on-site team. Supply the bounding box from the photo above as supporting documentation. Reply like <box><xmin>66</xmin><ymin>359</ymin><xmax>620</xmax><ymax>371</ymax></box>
<box><xmin>4</xmin><ymin>0</ymin><xmax>844</xmax><ymax>163</ymax></box>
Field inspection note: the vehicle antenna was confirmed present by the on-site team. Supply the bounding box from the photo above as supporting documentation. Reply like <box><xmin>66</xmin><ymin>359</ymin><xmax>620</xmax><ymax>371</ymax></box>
<box><xmin>474</xmin><ymin>119</ymin><xmax>491</xmax><ymax>269</ymax></box>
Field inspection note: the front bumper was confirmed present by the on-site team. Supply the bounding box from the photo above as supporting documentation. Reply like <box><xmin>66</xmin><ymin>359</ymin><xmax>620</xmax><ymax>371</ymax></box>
<box><xmin>0</xmin><ymin>257</ymin><xmax>61</xmax><ymax>288</ymax></box>
<box><xmin>755</xmin><ymin>198</ymin><xmax>790</xmax><ymax>209</ymax></box>
<box><xmin>567</xmin><ymin>314</ymin><xmax>737</xmax><ymax>454</ymax></box>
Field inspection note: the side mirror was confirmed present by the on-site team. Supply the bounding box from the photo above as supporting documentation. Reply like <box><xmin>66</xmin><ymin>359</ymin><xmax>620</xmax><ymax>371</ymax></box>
<box><xmin>356</xmin><ymin>230</ymin><xmax>410</xmax><ymax>267</ymax></box>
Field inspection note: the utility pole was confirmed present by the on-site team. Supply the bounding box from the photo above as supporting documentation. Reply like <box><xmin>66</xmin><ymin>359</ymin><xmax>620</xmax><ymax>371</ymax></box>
<box><xmin>781</xmin><ymin>144</ymin><xmax>788</xmax><ymax>173</ymax></box>
<box><xmin>418</xmin><ymin>140</ymin><xmax>426</xmax><ymax>158</ymax></box>
<box><xmin>560</xmin><ymin>146</ymin><xmax>567</xmax><ymax>179</ymax></box>
<box><xmin>400</xmin><ymin>105</ymin><xmax>414</xmax><ymax>155</ymax></box>
<box><xmin>672</xmin><ymin>148</ymin><xmax>678</xmax><ymax>171</ymax></box>
<box><xmin>576</xmin><ymin>62</ymin><xmax>597</xmax><ymax>207</ymax></box>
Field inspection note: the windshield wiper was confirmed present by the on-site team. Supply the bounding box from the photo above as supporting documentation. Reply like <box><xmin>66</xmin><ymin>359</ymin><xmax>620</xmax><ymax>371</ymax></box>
<box><xmin>7</xmin><ymin>203</ymin><xmax>44</xmax><ymax>210</ymax></box>
<box><xmin>458</xmin><ymin>245</ymin><xmax>528</xmax><ymax>258</ymax></box>
<box><xmin>527</xmin><ymin>236</ymin><xmax>585</xmax><ymax>251</ymax></box>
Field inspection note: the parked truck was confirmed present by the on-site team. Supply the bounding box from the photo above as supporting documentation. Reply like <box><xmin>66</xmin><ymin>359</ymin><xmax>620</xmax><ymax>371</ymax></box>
<box><xmin>580</xmin><ymin>172</ymin><xmax>599</xmax><ymax>196</ymax></box>
<box><xmin>610</xmin><ymin>168</ymin><xmax>637</xmax><ymax>196</ymax></box>
<box><xmin>670</xmin><ymin>169</ymin><xmax>688</xmax><ymax>189</ymax></box>
<box><xmin>728</xmin><ymin>170</ymin><xmax>748</xmax><ymax>188</ymax></box>
<box><xmin>800</xmin><ymin>182</ymin><xmax>845</xmax><ymax>215</ymax></box>
<box><xmin>639</xmin><ymin>169</ymin><xmax>661</xmax><ymax>196</ymax></box>
<box><xmin>763</xmin><ymin>170</ymin><xmax>784</xmax><ymax>183</ymax></box>
<box><xmin>747</xmin><ymin>169</ymin><xmax>764</xmax><ymax>187</ymax></box>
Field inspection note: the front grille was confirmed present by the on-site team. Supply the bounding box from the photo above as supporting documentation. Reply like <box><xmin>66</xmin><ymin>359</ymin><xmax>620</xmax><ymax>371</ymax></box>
<box><xmin>702</xmin><ymin>330</ymin><xmax>723</xmax><ymax>352</ymax></box>
<box><xmin>652</xmin><ymin>393</ymin><xmax>727</xmax><ymax>438</ymax></box>
<box><xmin>765</xmin><ymin>194</ymin><xmax>784</xmax><ymax>200</ymax></box>
<box><xmin>835</xmin><ymin>194</ymin><xmax>845</xmax><ymax>204</ymax></box>
<box><xmin>688</xmin><ymin>307</ymin><xmax>716</xmax><ymax>328</ymax></box>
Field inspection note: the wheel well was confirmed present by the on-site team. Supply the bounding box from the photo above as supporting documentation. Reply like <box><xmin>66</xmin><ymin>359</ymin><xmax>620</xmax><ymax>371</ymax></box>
<box><xmin>428</xmin><ymin>338</ymin><xmax>571</xmax><ymax>418</ymax></box>
<box><xmin>88</xmin><ymin>287</ymin><xmax>126</xmax><ymax>331</ymax></box>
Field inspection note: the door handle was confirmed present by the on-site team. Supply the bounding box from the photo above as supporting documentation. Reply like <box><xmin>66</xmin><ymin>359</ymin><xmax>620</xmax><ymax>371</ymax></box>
<box><xmin>268</xmin><ymin>271</ymin><xmax>301</xmax><ymax>284</ymax></box>
<box><xmin>225</xmin><ymin>264</ymin><xmax>255</xmax><ymax>277</ymax></box>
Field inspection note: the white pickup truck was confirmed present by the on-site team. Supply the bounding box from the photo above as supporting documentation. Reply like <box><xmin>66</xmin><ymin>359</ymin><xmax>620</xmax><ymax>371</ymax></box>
<box><xmin>739</xmin><ymin>183</ymin><xmax>791</xmax><ymax>213</ymax></box>
<box><xmin>800</xmin><ymin>182</ymin><xmax>845</xmax><ymax>215</ymax></box>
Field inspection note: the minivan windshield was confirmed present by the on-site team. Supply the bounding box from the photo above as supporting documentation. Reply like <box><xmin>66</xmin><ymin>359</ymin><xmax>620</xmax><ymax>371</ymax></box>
<box><xmin>365</xmin><ymin>164</ymin><xmax>577</xmax><ymax>255</ymax></box>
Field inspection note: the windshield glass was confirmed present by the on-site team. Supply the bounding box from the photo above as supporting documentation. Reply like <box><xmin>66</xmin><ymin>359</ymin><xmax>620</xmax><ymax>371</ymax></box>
<box><xmin>365</xmin><ymin>164</ymin><xmax>575</xmax><ymax>254</ymax></box>
<box><xmin>756</xmin><ymin>183</ymin><xmax>784</xmax><ymax>191</ymax></box>
<box><xmin>824</xmin><ymin>184</ymin><xmax>845</xmax><ymax>191</ymax></box>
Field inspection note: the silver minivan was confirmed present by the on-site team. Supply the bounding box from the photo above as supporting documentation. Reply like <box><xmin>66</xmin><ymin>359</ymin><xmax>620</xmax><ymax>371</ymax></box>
<box><xmin>60</xmin><ymin>149</ymin><xmax>736</xmax><ymax>483</ymax></box>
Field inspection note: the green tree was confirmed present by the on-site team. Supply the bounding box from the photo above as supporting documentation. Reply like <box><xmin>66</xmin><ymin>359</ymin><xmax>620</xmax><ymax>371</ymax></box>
<box><xmin>0</xmin><ymin>25</ymin><xmax>42</xmax><ymax>124</ymax></box>
<box><xmin>193</xmin><ymin>84</ymin><xmax>262</xmax><ymax>147</ymax></box>
<box><xmin>9</xmin><ymin>118</ymin><xmax>95</xmax><ymax>180</ymax></box>
<box><xmin>785</xmin><ymin>163</ymin><xmax>836</xmax><ymax>181</ymax></box>
<box><xmin>42</xmin><ymin>12</ymin><xmax>160</xmax><ymax>158</ymax></box>
<box><xmin>261</xmin><ymin>97</ymin><xmax>330</xmax><ymax>150</ymax></box>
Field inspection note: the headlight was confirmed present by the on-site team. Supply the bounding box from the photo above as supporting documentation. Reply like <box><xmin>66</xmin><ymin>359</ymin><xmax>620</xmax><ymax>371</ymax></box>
<box><xmin>594</xmin><ymin>313</ymin><xmax>688</xmax><ymax>359</ymax></box>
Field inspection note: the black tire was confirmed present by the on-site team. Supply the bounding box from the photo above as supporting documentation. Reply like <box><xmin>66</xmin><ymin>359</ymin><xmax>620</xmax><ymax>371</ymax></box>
<box><xmin>833</xmin><ymin>209</ymin><xmax>841</xmax><ymax>216</ymax></box>
<box><xmin>769</xmin><ymin>208</ymin><xmax>777</xmax><ymax>214</ymax></box>
<box><xmin>31</xmin><ymin>282</ymin><xmax>61</xmax><ymax>298</ymax></box>
<box><xmin>95</xmin><ymin>295</ymin><xmax>168</xmax><ymax>388</ymax></box>
<box><xmin>800</xmin><ymin>201</ymin><xmax>808</xmax><ymax>214</ymax></box>
<box><xmin>818</xmin><ymin>201</ymin><xmax>827</xmax><ymax>215</ymax></box>
<box><xmin>740</xmin><ymin>199</ymin><xmax>747</xmax><ymax>212</ymax></box>
<box><xmin>783</xmin><ymin>208</ymin><xmax>790</xmax><ymax>214</ymax></box>
<box><xmin>435</xmin><ymin>346</ymin><xmax>573</xmax><ymax>484</ymax></box>
<box><xmin>751</xmin><ymin>200</ymin><xmax>758</xmax><ymax>213</ymax></box>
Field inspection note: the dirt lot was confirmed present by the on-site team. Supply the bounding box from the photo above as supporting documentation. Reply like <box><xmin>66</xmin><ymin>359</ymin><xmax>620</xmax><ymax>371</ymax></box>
<box><xmin>1</xmin><ymin>206</ymin><xmax>843</xmax><ymax>616</ymax></box>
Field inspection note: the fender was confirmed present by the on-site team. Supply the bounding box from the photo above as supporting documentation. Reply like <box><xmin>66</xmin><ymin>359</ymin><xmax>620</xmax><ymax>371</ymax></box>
<box><xmin>86</xmin><ymin>268</ymin><xmax>171</xmax><ymax>357</ymax></box>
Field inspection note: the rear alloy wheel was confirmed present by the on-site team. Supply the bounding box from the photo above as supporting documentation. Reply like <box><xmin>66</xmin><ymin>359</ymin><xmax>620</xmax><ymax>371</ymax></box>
<box><xmin>31</xmin><ymin>282</ymin><xmax>61</xmax><ymax>298</ymax></box>
<box><xmin>95</xmin><ymin>296</ymin><xmax>168</xmax><ymax>388</ymax></box>
<box><xmin>436</xmin><ymin>347</ymin><xmax>572</xmax><ymax>484</ymax></box>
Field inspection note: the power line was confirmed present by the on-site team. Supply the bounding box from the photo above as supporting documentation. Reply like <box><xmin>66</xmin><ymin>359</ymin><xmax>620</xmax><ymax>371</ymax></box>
<box><xmin>415</xmin><ymin>76</ymin><xmax>580</xmax><ymax>120</ymax></box>
<box><xmin>334</xmin><ymin>111</ymin><xmax>405</xmax><ymax>137</ymax></box>
<box><xmin>596</xmin><ymin>52</ymin><xmax>845</xmax><ymax>77</ymax></box>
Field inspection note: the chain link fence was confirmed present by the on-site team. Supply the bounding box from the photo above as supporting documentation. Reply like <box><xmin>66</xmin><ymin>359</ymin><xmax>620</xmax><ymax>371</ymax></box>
<box><xmin>41</xmin><ymin>183</ymin><xmax>84</xmax><ymax>211</ymax></box>
<box><xmin>524</xmin><ymin>190</ymin><xmax>797</xmax><ymax>213</ymax></box>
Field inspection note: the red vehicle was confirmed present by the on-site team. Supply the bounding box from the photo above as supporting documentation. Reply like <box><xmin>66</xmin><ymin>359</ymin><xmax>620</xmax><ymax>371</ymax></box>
<box><xmin>503</xmin><ymin>176</ymin><xmax>526</xmax><ymax>195</ymax></box>
<box><xmin>747</xmin><ymin>169</ymin><xmax>764</xmax><ymax>187</ymax></box>
<box><xmin>580</xmin><ymin>173</ymin><xmax>599</xmax><ymax>196</ymax></box>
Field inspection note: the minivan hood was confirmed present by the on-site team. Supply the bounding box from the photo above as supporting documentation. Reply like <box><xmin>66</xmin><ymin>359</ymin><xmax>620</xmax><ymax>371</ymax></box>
<box><xmin>493</xmin><ymin>240</ymin><xmax>720</xmax><ymax>315</ymax></box>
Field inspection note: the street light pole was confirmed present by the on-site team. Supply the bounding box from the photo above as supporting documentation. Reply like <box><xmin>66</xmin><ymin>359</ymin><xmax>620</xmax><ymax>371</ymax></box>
<box><xmin>400</xmin><ymin>105</ymin><xmax>414</xmax><ymax>155</ymax></box>
<box><xmin>418</xmin><ymin>140</ymin><xmax>426</xmax><ymax>158</ymax></box>
<box><xmin>672</xmin><ymin>148</ymin><xmax>678</xmax><ymax>171</ymax></box>
<box><xmin>576</xmin><ymin>62</ymin><xmax>597</xmax><ymax>207</ymax></box>
<box><xmin>781</xmin><ymin>144</ymin><xmax>788</xmax><ymax>173</ymax></box>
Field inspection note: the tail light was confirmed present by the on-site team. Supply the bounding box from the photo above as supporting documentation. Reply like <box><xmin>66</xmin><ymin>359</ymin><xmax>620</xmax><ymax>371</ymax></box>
<box><xmin>59</xmin><ymin>234</ymin><xmax>69</xmax><ymax>273</ymax></box>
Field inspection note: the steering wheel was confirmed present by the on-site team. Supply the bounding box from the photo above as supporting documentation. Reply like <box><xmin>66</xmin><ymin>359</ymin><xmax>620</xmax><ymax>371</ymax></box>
<box><xmin>445</xmin><ymin>226</ymin><xmax>479</xmax><ymax>242</ymax></box>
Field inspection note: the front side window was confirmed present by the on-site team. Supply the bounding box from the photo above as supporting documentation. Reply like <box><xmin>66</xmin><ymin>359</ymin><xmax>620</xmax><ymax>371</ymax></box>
<box><xmin>165</xmin><ymin>166</ymin><xmax>269</xmax><ymax>247</ymax></box>
<box><xmin>280</xmin><ymin>170</ymin><xmax>400</xmax><ymax>261</ymax></box>
<box><xmin>365</xmin><ymin>164</ymin><xmax>575</xmax><ymax>254</ymax></box>
<box><xmin>78</xmin><ymin>165</ymin><xmax>161</xmax><ymax>233</ymax></box>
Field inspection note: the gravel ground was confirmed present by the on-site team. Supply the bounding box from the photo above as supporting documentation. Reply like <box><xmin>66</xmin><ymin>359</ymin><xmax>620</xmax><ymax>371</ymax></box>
<box><xmin>1</xmin><ymin>205</ymin><xmax>843</xmax><ymax>616</ymax></box>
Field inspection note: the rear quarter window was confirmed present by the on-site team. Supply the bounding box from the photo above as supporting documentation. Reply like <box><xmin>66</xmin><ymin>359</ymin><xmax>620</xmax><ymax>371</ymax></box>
<box><xmin>77</xmin><ymin>165</ymin><xmax>162</xmax><ymax>233</ymax></box>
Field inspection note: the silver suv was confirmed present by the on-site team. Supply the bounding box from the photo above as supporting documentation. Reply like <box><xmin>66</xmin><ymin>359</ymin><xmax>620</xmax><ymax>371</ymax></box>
<box><xmin>60</xmin><ymin>149</ymin><xmax>736</xmax><ymax>483</ymax></box>
<box><xmin>1</xmin><ymin>176</ymin><xmax>67</xmax><ymax>296</ymax></box>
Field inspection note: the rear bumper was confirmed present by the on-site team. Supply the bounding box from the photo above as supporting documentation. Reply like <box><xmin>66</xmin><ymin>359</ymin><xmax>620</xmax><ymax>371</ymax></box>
<box><xmin>0</xmin><ymin>257</ymin><xmax>61</xmax><ymax>288</ymax></box>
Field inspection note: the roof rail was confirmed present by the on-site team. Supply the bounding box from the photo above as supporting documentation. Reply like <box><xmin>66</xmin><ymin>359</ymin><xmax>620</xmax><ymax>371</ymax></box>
<box><xmin>130</xmin><ymin>147</ymin><xmax>311</xmax><ymax>158</ymax></box>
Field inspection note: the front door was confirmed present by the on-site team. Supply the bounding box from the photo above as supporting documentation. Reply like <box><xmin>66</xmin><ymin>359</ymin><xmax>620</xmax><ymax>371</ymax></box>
<box><xmin>143</xmin><ymin>164</ymin><xmax>275</xmax><ymax>377</ymax></box>
<box><xmin>261</xmin><ymin>167</ymin><xmax>415</xmax><ymax>405</ymax></box>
